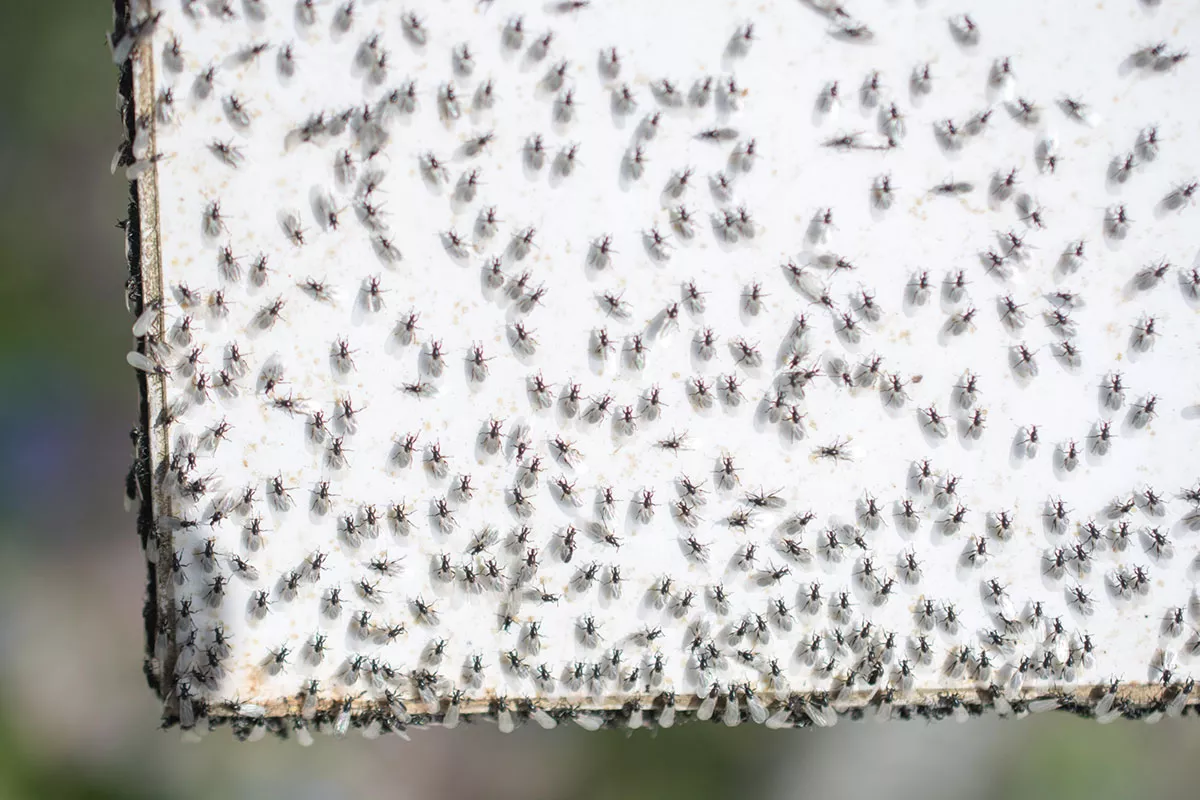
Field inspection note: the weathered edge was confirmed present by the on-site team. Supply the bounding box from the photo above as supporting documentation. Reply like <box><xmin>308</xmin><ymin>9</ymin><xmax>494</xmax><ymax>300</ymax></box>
<box><xmin>171</xmin><ymin>683</ymin><xmax>1199</xmax><ymax>742</ymax></box>
<box><xmin>114</xmin><ymin>0</ymin><xmax>175</xmax><ymax>715</ymax></box>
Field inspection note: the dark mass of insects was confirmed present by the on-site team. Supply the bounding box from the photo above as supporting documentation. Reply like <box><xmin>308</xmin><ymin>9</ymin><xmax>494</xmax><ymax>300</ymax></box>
<box><xmin>116</xmin><ymin>0</ymin><xmax>1199</xmax><ymax>742</ymax></box>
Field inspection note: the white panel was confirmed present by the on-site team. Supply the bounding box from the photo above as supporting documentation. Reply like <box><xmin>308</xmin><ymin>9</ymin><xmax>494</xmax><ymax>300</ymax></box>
<box><xmin>118</xmin><ymin>0</ymin><xmax>1200</xmax><ymax>737</ymax></box>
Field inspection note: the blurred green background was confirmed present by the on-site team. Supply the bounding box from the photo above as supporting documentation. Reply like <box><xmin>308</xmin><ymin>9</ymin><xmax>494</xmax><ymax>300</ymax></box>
<box><xmin>2</xmin><ymin>3</ymin><xmax>1200</xmax><ymax>799</ymax></box>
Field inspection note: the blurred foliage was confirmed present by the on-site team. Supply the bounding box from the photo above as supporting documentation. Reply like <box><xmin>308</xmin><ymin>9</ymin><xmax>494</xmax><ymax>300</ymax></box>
<box><xmin>0</xmin><ymin>701</ymin><xmax>161</xmax><ymax>800</ymax></box>
<box><xmin>0</xmin><ymin>0</ymin><xmax>130</xmax><ymax>537</ymax></box>
<box><xmin>0</xmin><ymin>0</ymin><xmax>128</xmax><ymax>394</ymax></box>
<box><xmin>989</xmin><ymin>715</ymin><xmax>1169</xmax><ymax>800</ymax></box>
<box><xmin>568</xmin><ymin>726</ymin><xmax>777</xmax><ymax>800</ymax></box>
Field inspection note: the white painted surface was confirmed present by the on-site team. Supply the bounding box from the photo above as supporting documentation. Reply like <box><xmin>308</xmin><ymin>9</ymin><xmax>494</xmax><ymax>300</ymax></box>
<box><xmin>139</xmin><ymin>0</ymin><xmax>1200</xmax><ymax>716</ymax></box>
